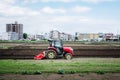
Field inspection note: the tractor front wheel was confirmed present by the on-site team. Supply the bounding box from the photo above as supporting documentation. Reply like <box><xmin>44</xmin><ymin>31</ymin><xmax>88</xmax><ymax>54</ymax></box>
<box><xmin>65</xmin><ymin>53</ymin><xmax>72</xmax><ymax>60</ymax></box>
<box><xmin>46</xmin><ymin>50</ymin><xmax>57</xmax><ymax>59</ymax></box>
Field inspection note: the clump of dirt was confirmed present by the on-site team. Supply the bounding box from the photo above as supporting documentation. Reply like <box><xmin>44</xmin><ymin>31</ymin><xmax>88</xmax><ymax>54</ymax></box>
<box><xmin>0</xmin><ymin>73</ymin><xmax>120</xmax><ymax>80</ymax></box>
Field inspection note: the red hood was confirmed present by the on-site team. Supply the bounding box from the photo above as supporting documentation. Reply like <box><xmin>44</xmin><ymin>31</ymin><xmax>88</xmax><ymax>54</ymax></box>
<box><xmin>63</xmin><ymin>47</ymin><xmax>73</xmax><ymax>50</ymax></box>
<box><xmin>63</xmin><ymin>47</ymin><xmax>74</xmax><ymax>55</ymax></box>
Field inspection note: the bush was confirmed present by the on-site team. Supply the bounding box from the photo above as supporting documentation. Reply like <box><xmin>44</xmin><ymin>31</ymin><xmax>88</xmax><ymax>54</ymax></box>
<box><xmin>31</xmin><ymin>39</ymin><xmax>37</xmax><ymax>41</ymax></box>
<box><xmin>34</xmin><ymin>71</ymin><xmax>42</xmax><ymax>75</ymax></box>
<box><xmin>97</xmin><ymin>71</ymin><xmax>105</xmax><ymax>75</ymax></box>
<box><xmin>58</xmin><ymin>69</ymin><xmax>65</xmax><ymax>74</ymax></box>
<box><xmin>70</xmin><ymin>70</ymin><xmax>76</xmax><ymax>74</ymax></box>
<box><xmin>21</xmin><ymin>71</ymin><xmax>28</xmax><ymax>75</ymax></box>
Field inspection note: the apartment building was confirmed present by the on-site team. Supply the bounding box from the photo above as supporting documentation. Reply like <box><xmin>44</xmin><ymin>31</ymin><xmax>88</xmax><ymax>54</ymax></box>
<box><xmin>77</xmin><ymin>33</ymin><xmax>99</xmax><ymax>41</ymax></box>
<box><xmin>1</xmin><ymin>32</ymin><xmax>18</xmax><ymax>40</ymax></box>
<box><xmin>6</xmin><ymin>21</ymin><xmax>23</xmax><ymax>39</ymax></box>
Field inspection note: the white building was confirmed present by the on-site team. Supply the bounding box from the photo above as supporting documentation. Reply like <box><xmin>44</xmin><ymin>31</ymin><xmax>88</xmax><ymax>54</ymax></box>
<box><xmin>60</xmin><ymin>32</ymin><xmax>73</xmax><ymax>41</ymax></box>
<box><xmin>60</xmin><ymin>33</ymin><xmax>67</xmax><ymax>40</ymax></box>
<box><xmin>49</xmin><ymin>30</ymin><xmax>73</xmax><ymax>41</ymax></box>
<box><xmin>35</xmin><ymin>34</ymin><xmax>44</xmax><ymax>40</ymax></box>
<box><xmin>49</xmin><ymin>30</ymin><xmax>60</xmax><ymax>39</ymax></box>
<box><xmin>1</xmin><ymin>32</ymin><xmax>19</xmax><ymax>40</ymax></box>
<box><xmin>27</xmin><ymin>34</ymin><xmax>35</xmax><ymax>40</ymax></box>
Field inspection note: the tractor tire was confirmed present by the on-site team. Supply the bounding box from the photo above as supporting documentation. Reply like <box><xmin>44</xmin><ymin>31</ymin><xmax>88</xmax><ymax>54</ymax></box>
<box><xmin>65</xmin><ymin>53</ymin><xmax>72</xmax><ymax>60</ymax></box>
<box><xmin>46</xmin><ymin>50</ymin><xmax>57</xmax><ymax>59</ymax></box>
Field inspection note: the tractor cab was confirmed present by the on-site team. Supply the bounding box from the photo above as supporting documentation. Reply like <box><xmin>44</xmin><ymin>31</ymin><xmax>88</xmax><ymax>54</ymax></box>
<box><xmin>48</xmin><ymin>39</ymin><xmax>63</xmax><ymax>55</ymax></box>
<box><xmin>48</xmin><ymin>39</ymin><xmax>63</xmax><ymax>47</ymax></box>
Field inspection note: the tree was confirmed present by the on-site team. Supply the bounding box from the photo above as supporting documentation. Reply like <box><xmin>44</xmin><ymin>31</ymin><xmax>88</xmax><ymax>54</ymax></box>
<box><xmin>23</xmin><ymin>33</ymin><xmax>28</xmax><ymax>39</ymax></box>
<box><xmin>75</xmin><ymin>32</ymin><xmax>78</xmax><ymax>41</ymax></box>
<box><xmin>75</xmin><ymin>36</ymin><xmax>78</xmax><ymax>41</ymax></box>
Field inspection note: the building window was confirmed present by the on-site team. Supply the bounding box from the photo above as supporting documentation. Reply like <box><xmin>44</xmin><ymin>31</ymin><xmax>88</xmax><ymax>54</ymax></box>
<box><xmin>13</xmin><ymin>25</ymin><xmax>16</xmax><ymax>32</ymax></box>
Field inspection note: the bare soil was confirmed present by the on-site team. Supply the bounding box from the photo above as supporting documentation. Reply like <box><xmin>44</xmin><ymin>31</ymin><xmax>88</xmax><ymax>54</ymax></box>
<box><xmin>0</xmin><ymin>73</ymin><xmax>120</xmax><ymax>80</ymax></box>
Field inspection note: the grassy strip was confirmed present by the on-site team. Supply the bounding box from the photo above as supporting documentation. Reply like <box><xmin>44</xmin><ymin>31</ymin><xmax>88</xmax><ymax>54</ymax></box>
<box><xmin>0</xmin><ymin>40</ymin><xmax>120</xmax><ymax>44</ymax></box>
<box><xmin>0</xmin><ymin>58</ymin><xmax>120</xmax><ymax>74</ymax></box>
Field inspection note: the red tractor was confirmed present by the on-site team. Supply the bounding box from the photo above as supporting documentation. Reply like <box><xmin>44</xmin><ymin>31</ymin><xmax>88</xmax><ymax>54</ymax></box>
<box><xmin>34</xmin><ymin>39</ymin><xmax>74</xmax><ymax>60</ymax></box>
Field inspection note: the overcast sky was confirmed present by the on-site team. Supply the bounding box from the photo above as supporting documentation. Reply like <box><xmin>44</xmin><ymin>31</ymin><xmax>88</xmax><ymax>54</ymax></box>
<box><xmin>0</xmin><ymin>0</ymin><xmax>120</xmax><ymax>35</ymax></box>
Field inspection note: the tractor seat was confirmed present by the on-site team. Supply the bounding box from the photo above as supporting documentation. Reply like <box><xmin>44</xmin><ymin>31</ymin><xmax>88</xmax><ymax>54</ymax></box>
<box><xmin>56</xmin><ymin>47</ymin><xmax>63</xmax><ymax>55</ymax></box>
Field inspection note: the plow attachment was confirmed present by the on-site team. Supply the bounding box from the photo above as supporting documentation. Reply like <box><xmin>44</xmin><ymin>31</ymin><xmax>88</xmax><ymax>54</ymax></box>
<box><xmin>34</xmin><ymin>51</ymin><xmax>46</xmax><ymax>60</ymax></box>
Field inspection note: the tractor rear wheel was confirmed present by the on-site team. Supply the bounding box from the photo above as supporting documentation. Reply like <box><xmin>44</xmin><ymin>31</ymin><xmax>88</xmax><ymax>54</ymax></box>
<box><xmin>65</xmin><ymin>53</ymin><xmax>72</xmax><ymax>60</ymax></box>
<box><xmin>46</xmin><ymin>50</ymin><xmax>57</xmax><ymax>59</ymax></box>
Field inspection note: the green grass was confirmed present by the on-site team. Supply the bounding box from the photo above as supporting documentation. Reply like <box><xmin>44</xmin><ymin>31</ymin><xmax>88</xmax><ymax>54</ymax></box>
<box><xmin>0</xmin><ymin>40</ymin><xmax>120</xmax><ymax>45</ymax></box>
<box><xmin>0</xmin><ymin>58</ymin><xmax>120</xmax><ymax>74</ymax></box>
<box><xmin>0</xmin><ymin>40</ymin><xmax>48</xmax><ymax>44</ymax></box>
